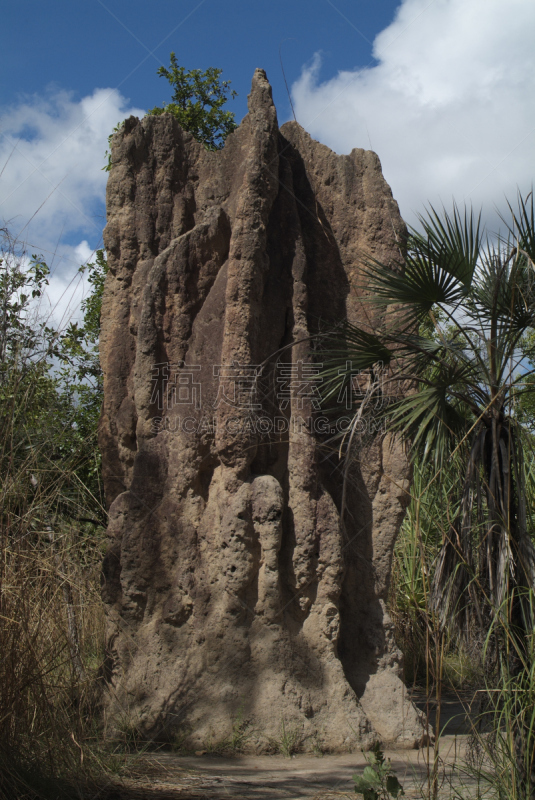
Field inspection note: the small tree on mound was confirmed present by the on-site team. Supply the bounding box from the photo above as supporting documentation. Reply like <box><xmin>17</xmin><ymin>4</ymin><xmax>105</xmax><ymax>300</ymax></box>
<box><xmin>147</xmin><ymin>52</ymin><xmax>237</xmax><ymax>150</ymax></box>
<box><xmin>104</xmin><ymin>55</ymin><xmax>237</xmax><ymax>168</ymax></box>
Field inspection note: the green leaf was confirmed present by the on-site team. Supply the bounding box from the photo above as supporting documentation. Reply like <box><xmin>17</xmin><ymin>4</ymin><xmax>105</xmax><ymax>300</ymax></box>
<box><xmin>353</xmin><ymin>781</ymin><xmax>378</xmax><ymax>800</ymax></box>
<box><xmin>412</xmin><ymin>201</ymin><xmax>482</xmax><ymax>289</ymax></box>
<box><xmin>500</xmin><ymin>190</ymin><xmax>535</xmax><ymax>265</ymax></box>
<box><xmin>386</xmin><ymin>775</ymin><xmax>404</xmax><ymax>797</ymax></box>
<box><xmin>362</xmin><ymin>766</ymin><xmax>380</xmax><ymax>785</ymax></box>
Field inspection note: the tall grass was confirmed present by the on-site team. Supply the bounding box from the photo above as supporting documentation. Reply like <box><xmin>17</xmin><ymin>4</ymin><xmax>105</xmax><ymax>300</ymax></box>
<box><xmin>389</xmin><ymin>456</ymin><xmax>483</xmax><ymax>691</ymax></box>
<box><xmin>0</xmin><ymin>522</ymin><xmax>105</xmax><ymax>798</ymax></box>
<box><xmin>0</xmin><ymin>437</ymin><xmax>107</xmax><ymax>798</ymax></box>
<box><xmin>389</xmin><ymin>441</ymin><xmax>535</xmax><ymax>799</ymax></box>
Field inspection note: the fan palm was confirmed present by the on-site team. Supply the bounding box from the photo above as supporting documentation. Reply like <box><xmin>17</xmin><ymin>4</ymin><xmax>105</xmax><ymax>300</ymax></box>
<box><xmin>322</xmin><ymin>193</ymin><xmax>535</xmax><ymax>642</ymax></box>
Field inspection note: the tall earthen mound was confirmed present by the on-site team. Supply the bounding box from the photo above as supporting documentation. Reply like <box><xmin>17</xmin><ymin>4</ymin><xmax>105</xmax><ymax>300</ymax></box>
<box><xmin>100</xmin><ymin>69</ymin><xmax>424</xmax><ymax>751</ymax></box>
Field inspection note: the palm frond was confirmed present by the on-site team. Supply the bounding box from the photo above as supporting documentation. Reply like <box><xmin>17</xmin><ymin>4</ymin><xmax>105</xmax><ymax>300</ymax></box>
<box><xmin>472</xmin><ymin>245</ymin><xmax>535</xmax><ymax>335</ymax></box>
<box><xmin>363</xmin><ymin>243</ymin><xmax>467</xmax><ymax>318</ymax></box>
<box><xmin>388</xmin><ymin>374</ymin><xmax>469</xmax><ymax>468</ymax></box>
<box><xmin>318</xmin><ymin>323</ymin><xmax>392</xmax><ymax>408</ymax></box>
<box><xmin>501</xmin><ymin>189</ymin><xmax>535</xmax><ymax>265</ymax></box>
<box><xmin>412</xmin><ymin>202</ymin><xmax>483</xmax><ymax>289</ymax></box>
<box><xmin>359</xmin><ymin>204</ymin><xmax>482</xmax><ymax>328</ymax></box>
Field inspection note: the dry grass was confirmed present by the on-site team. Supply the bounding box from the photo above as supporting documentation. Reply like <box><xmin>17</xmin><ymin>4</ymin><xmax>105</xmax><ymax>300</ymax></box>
<box><xmin>0</xmin><ymin>526</ymin><xmax>106</xmax><ymax>797</ymax></box>
<box><xmin>0</xmin><ymin>418</ymin><xmax>107</xmax><ymax>798</ymax></box>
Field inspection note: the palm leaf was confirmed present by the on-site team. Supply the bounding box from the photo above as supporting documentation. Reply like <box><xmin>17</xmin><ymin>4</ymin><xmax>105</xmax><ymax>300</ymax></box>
<box><xmin>360</xmin><ymin>204</ymin><xmax>482</xmax><ymax>326</ymax></box>
<box><xmin>388</xmin><ymin>378</ymin><xmax>468</xmax><ymax>468</ymax></box>
<box><xmin>318</xmin><ymin>324</ymin><xmax>392</xmax><ymax>408</ymax></box>
<box><xmin>363</xmin><ymin>244</ymin><xmax>467</xmax><ymax>317</ymax></box>
<box><xmin>500</xmin><ymin>190</ymin><xmax>535</xmax><ymax>265</ymax></box>
<box><xmin>472</xmin><ymin>246</ymin><xmax>535</xmax><ymax>335</ymax></box>
<box><xmin>412</xmin><ymin>202</ymin><xmax>482</xmax><ymax>289</ymax></box>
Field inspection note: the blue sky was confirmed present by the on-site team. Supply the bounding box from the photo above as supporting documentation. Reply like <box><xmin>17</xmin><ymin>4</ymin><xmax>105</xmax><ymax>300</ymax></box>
<box><xmin>1</xmin><ymin>0</ymin><xmax>534</xmax><ymax>324</ymax></box>
<box><xmin>2</xmin><ymin>1</ymin><xmax>399</xmax><ymax>119</ymax></box>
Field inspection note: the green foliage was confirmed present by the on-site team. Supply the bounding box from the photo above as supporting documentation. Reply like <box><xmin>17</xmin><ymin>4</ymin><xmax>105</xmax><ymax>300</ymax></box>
<box><xmin>0</xmin><ymin>239</ymin><xmax>54</xmax><ymax>372</ymax></box>
<box><xmin>0</xmin><ymin>228</ymin><xmax>106</xmax><ymax>522</ymax></box>
<box><xmin>390</xmin><ymin>456</ymin><xmax>489</xmax><ymax>689</ymax></box>
<box><xmin>516</xmin><ymin>329</ymin><xmax>535</xmax><ymax>429</ymax></box>
<box><xmin>390</xmin><ymin>461</ymin><xmax>442</xmax><ymax>684</ymax></box>
<box><xmin>104</xmin><ymin>56</ymin><xmax>237</xmax><ymax>170</ymax></box>
<box><xmin>56</xmin><ymin>248</ymin><xmax>106</xmax><ymax>390</ymax></box>
<box><xmin>353</xmin><ymin>744</ymin><xmax>404</xmax><ymax>799</ymax></box>
<box><xmin>147</xmin><ymin>52</ymin><xmax>237</xmax><ymax>150</ymax></box>
<box><xmin>53</xmin><ymin>249</ymin><xmax>107</xmax><ymax>507</ymax></box>
<box><xmin>323</xmin><ymin>192</ymin><xmax>535</xmax><ymax>645</ymax></box>
<box><xmin>1</xmin><ymin>238</ymin><xmax>60</xmax><ymax>486</ymax></box>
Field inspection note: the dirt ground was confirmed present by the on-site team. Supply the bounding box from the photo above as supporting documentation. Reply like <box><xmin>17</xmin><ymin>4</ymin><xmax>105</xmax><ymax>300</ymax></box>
<box><xmin>98</xmin><ymin>693</ymin><xmax>485</xmax><ymax>800</ymax></box>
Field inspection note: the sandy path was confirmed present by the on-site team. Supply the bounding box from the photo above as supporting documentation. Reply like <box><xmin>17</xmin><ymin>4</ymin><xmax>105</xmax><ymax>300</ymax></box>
<box><xmin>99</xmin><ymin>693</ymin><xmax>484</xmax><ymax>799</ymax></box>
<box><xmin>102</xmin><ymin>735</ymin><xmax>482</xmax><ymax>800</ymax></box>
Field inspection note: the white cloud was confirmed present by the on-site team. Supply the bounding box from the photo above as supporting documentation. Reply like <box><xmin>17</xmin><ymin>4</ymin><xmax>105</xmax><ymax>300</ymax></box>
<box><xmin>0</xmin><ymin>87</ymin><xmax>144</xmax><ymax>326</ymax></box>
<box><xmin>291</xmin><ymin>0</ymin><xmax>535</xmax><ymax>232</ymax></box>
